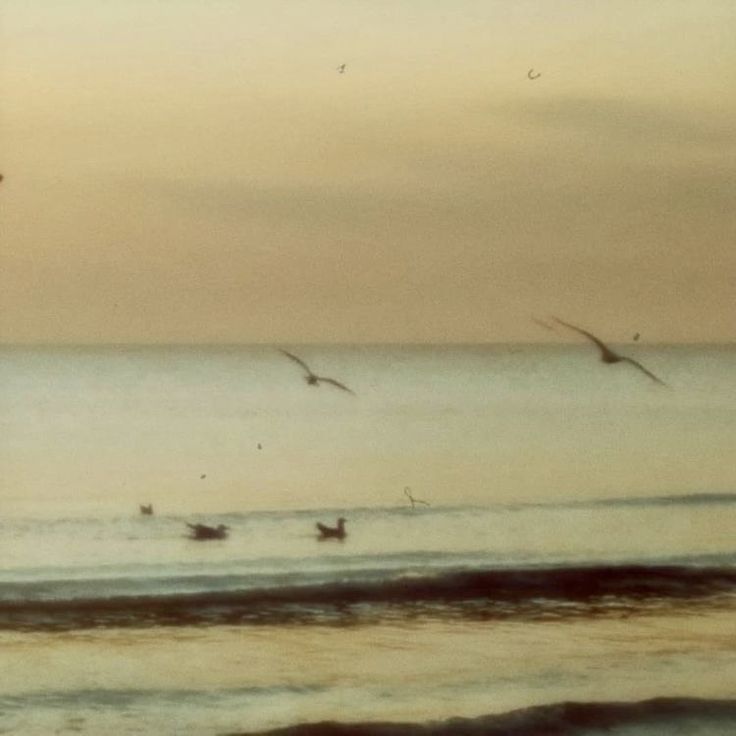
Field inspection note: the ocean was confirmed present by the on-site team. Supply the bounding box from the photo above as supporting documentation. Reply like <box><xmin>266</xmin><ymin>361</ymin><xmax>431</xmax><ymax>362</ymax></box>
<box><xmin>1</xmin><ymin>344</ymin><xmax>735</xmax><ymax>735</ymax></box>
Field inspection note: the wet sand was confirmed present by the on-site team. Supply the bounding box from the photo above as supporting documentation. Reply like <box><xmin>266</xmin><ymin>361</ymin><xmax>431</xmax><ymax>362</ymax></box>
<box><xmin>2</xmin><ymin>606</ymin><xmax>736</xmax><ymax>734</ymax></box>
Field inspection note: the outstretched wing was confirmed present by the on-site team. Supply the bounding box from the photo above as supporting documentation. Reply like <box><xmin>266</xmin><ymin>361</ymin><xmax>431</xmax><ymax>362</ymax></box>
<box><xmin>621</xmin><ymin>357</ymin><xmax>667</xmax><ymax>386</ymax></box>
<box><xmin>317</xmin><ymin>376</ymin><xmax>355</xmax><ymax>395</ymax></box>
<box><xmin>532</xmin><ymin>316</ymin><xmax>555</xmax><ymax>332</ymax></box>
<box><xmin>280</xmin><ymin>349</ymin><xmax>312</xmax><ymax>375</ymax></box>
<box><xmin>553</xmin><ymin>317</ymin><xmax>614</xmax><ymax>358</ymax></box>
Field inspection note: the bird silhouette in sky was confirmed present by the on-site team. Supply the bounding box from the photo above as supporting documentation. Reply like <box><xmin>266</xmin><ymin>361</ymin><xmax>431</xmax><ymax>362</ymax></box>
<box><xmin>280</xmin><ymin>350</ymin><xmax>355</xmax><ymax>394</ymax></box>
<box><xmin>527</xmin><ymin>69</ymin><xmax>541</xmax><ymax>80</ymax></box>
<box><xmin>337</xmin><ymin>64</ymin><xmax>346</xmax><ymax>74</ymax></box>
<box><xmin>404</xmin><ymin>487</ymin><xmax>430</xmax><ymax>508</ymax></box>
<box><xmin>553</xmin><ymin>318</ymin><xmax>666</xmax><ymax>386</ymax></box>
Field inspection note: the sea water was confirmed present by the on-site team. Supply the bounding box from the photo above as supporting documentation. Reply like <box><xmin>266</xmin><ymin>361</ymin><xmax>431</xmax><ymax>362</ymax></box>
<box><xmin>1</xmin><ymin>344</ymin><xmax>735</xmax><ymax>734</ymax></box>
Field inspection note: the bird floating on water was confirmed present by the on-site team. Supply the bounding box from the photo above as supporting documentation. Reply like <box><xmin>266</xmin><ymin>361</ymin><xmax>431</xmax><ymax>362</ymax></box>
<box><xmin>186</xmin><ymin>523</ymin><xmax>229</xmax><ymax>540</ymax></box>
<box><xmin>139</xmin><ymin>504</ymin><xmax>154</xmax><ymax>516</ymax></box>
<box><xmin>553</xmin><ymin>317</ymin><xmax>666</xmax><ymax>386</ymax></box>
<box><xmin>404</xmin><ymin>487</ymin><xmax>430</xmax><ymax>508</ymax></box>
<box><xmin>280</xmin><ymin>350</ymin><xmax>355</xmax><ymax>394</ymax></box>
<box><xmin>316</xmin><ymin>517</ymin><xmax>347</xmax><ymax>540</ymax></box>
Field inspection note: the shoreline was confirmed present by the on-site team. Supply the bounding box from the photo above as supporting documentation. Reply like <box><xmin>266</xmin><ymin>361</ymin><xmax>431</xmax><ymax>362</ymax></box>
<box><xmin>232</xmin><ymin>697</ymin><xmax>736</xmax><ymax>736</ymax></box>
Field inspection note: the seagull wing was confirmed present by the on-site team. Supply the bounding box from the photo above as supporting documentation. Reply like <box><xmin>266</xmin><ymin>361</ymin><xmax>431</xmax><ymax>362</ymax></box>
<box><xmin>532</xmin><ymin>316</ymin><xmax>555</xmax><ymax>332</ymax></box>
<box><xmin>280</xmin><ymin>349</ymin><xmax>313</xmax><ymax>375</ymax></box>
<box><xmin>620</xmin><ymin>357</ymin><xmax>667</xmax><ymax>386</ymax></box>
<box><xmin>317</xmin><ymin>376</ymin><xmax>355</xmax><ymax>395</ymax></box>
<box><xmin>553</xmin><ymin>318</ymin><xmax>616</xmax><ymax>359</ymax></box>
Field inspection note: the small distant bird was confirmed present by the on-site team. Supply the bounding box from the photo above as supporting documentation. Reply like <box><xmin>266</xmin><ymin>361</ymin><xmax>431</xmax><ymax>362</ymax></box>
<box><xmin>633</xmin><ymin>333</ymin><xmax>641</xmax><ymax>342</ymax></box>
<box><xmin>280</xmin><ymin>350</ymin><xmax>355</xmax><ymax>394</ymax></box>
<box><xmin>187</xmin><ymin>523</ymin><xmax>229</xmax><ymax>540</ymax></box>
<box><xmin>257</xmin><ymin>443</ymin><xmax>262</xmax><ymax>450</ymax></box>
<box><xmin>200</xmin><ymin>474</ymin><xmax>206</xmax><ymax>480</ymax></box>
<box><xmin>316</xmin><ymin>517</ymin><xmax>347</xmax><ymax>540</ymax></box>
<box><xmin>527</xmin><ymin>69</ymin><xmax>541</xmax><ymax>80</ymax></box>
<box><xmin>553</xmin><ymin>317</ymin><xmax>666</xmax><ymax>386</ymax></box>
<box><xmin>337</xmin><ymin>64</ymin><xmax>346</xmax><ymax>74</ymax></box>
<box><xmin>404</xmin><ymin>487</ymin><xmax>429</xmax><ymax>508</ymax></box>
<box><xmin>139</xmin><ymin>504</ymin><xmax>154</xmax><ymax>516</ymax></box>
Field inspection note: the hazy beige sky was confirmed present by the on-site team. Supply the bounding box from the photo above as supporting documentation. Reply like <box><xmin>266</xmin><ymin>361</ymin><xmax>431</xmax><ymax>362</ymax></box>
<box><xmin>1</xmin><ymin>1</ymin><xmax>735</xmax><ymax>344</ymax></box>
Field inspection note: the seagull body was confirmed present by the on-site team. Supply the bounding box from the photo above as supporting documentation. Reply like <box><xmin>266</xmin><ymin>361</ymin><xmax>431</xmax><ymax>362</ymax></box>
<box><xmin>553</xmin><ymin>318</ymin><xmax>666</xmax><ymax>386</ymax></box>
<box><xmin>316</xmin><ymin>517</ymin><xmax>347</xmax><ymax>540</ymax></box>
<box><xmin>280</xmin><ymin>350</ymin><xmax>355</xmax><ymax>394</ymax></box>
<box><xmin>186</xmin><ymin>523</ymin><xmax>229</xmax><ymax>540</ymax></box>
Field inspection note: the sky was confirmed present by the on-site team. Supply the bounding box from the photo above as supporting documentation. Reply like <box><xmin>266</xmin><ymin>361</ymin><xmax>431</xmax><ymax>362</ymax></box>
<box><xmin>1</xmin><ymin>1</ymin><xmax>735</xmax><ymax>344</ymax></box>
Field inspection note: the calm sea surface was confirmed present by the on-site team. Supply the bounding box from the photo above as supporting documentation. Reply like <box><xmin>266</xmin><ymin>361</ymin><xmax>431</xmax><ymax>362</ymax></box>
<box><xmin>1</xmin><ymin>344</ymin><xmax>735</xmax><ymax>734</ymax></box>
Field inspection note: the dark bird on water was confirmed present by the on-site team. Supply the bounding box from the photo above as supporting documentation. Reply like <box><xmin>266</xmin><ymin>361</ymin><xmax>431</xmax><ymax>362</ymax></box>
<box><xmin>527</xmin><ymin>69</ymin><xmax>541</xmax><ymax>80</ymax></box>
<box><xmin>404</xmin><ymin>487</ymin><xmax>430</xmax><ymax>508</ymax></box>
<box><xmin>280</xmin><ymin>350</ymin><xmax>355</xmax><ymax>394</ymax></box>
<box><xmin>553</xmin><ymin>317</ymin><xmax>666</xmax><ymax>386</ymax></box>
<box><xmin>186</xmin><ymin>523</ymin><xmax>229</xmax><ymax>540</ymax></box>
<box><xmin>139</xmin><ymin>504</ymin><xmax>154</xmax><ymax>516</ymax></box>
<box><xmin>316</xmin><ymin>517</ymin><xmax>347</xmax><ymax>540</ymax></box>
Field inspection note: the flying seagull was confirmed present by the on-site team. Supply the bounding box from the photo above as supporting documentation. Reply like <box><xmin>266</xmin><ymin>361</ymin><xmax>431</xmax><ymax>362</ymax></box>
<box><xmin>553</xmin><ymin>317</ymin><xmax>666</xmax><ymax>386</ymax></box>
<box><xmin>527</xmin><ymin>69</ymin><xmax>541</xmax><ymax>80</ymax></box>
<box><xmin>279</xmin><ymin>350</ymin><xmax>355</xmax><ymax>394</ymax></box>
<box><xmin>337</xmin><ymin>64</ymin><xmax>346</xmax><ymax>74</ymax></box>
<box><xmin>404</xmin><ymin>487</ymin><xmax>429</xmax><ymax>508</ymax></box>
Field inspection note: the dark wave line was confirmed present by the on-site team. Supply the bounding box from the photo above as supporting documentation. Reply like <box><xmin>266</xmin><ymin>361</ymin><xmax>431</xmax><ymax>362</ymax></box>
<box><xmin>569</xmin><ymin>491</ymin><xmax>736</xmax><ymax>509</ymax></box>
<box><xmin>1</xmin><ymin>564</ymin><xmax>735</xmax><ymax>631</ymax></box>
<box><xmin>230</xmin><ymin>697</ymin><xmax>736</xmax><ymax>736</ymax></box>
